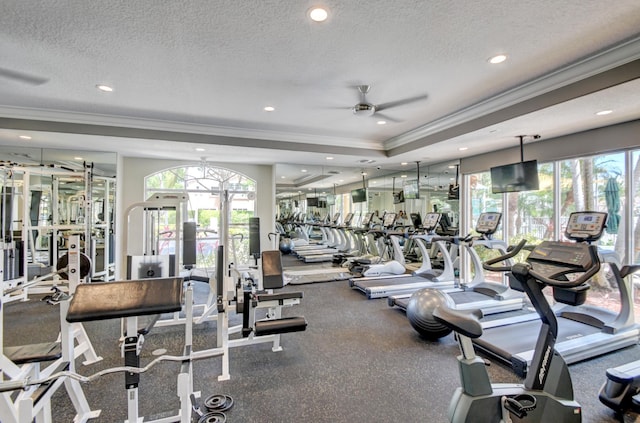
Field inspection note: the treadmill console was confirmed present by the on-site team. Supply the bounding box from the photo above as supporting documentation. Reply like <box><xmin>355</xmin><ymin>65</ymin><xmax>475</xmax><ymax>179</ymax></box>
<box><xmin>361</xmin><ymin>212</ymin><xmax>374</xmax><ymax>226</ymax></box>
<box><xmin>331</xmin><ymin>212</ymin><xmax>341</xmax><ymax>224</ymax></box>
<box><xmin>422</xmin><ymin>213</ymin><xmax>441</xmax><ymax>232</ymax></box>
<box><xmin>475</xmin><ymin>212</ymin><xmax>502</xmax><ymax>235</ymax></box>
<box><xmin>565</xmin><ymin>211</ymin><xmax>607</xmax><ymax>242</ymax></box>
<box><xmin>343</xmin><ymin>212</ymin><xmax>354</xmax><ymax>226</ymax></box>
<box><xmin>382</xmin><ymin>213</ymin><xmax>397</xmax><ymax>228</ymax></box>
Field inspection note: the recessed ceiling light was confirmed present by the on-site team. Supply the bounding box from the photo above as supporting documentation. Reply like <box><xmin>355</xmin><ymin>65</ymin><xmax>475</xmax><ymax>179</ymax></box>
<box><xmin>377</xmin><ymin>120</ymin><xmax>387</xmax><ymax>125</ymax></box>
<box><xmin>339</xmin><ymin>179</ymin><xmax>344</xmax><ymax>182</ymax></box>
<box><xmin>401</xmin><ymin>162</ymin><xmax>408</xmax><ymax>166</ymax></box>
<box><xmin>401</xmin><ymin>174</ymin><xmax>407</xmax><ymax>178</ymax></box>
<box><xmin>195</xmin><ymin>147</ymin><xmax>205</xmax><ymax>152</ymax></box>
<box><xmin>19</xmin><ymin>135</ymin><xmax>32</xmax><ymax>140</ymax></box>
<box><xmin>74</xmin><ymin>156</ymin><xmax>83</xmax><ymax>161</ymax></box>
<box><xmin>96</xmin><ymin>84</ymin><xmax>113</xmax><ymax>92</ymax></box>
<box><xmin>488</xmin><ymin>54</ymin><xmax>507</xmax><ymax>64</ymax></box>
<box><xmin>301</xmin><ymin>169</ymin><xmax>308</xmax><ymax>173</ymax></box>
<box><xmin>309</xmin><ymin>7</ymin><xmax>328</xmax><ymax>22</ymax></box>
<box><xmin>264</xmin><ymin>106</ymin><xmax>275</xmax><ymax>112</ymax></box>
<box><xmin>281</xmin><ymin>176</ymin><xmax>286</xmax><ymax>179</ymax></box>
<box><xmin>326</xmin><ymin>156</ymin><xmax>334</xmax><ymax>160</ymax></box>
<box><xmin>361</xmin><ymin>172</ymin><xmax>367</xmax><ymax>176</ymax></box>
<box><xmin>596</xmin><ymin>109</ymin><xmax>613</xmax><ymax>116</ymax></box>
<box><xmin>448</xmin><ymin>165</ymin><xmax>455</xmax><ymax>169</ymax></box>
<box><xmin>459</xmin><ymin>147</ymin><xmax>468</xmax><ymax>151</ymax></box>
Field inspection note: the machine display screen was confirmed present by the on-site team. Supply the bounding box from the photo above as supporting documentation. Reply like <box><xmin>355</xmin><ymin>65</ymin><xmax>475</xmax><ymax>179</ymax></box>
<box><xmin>383</xmin><ymin>213</ymin><xmax>397</xmax><ymax>227</ymax></box>
<box><xmin>475</xmin><ymin>212</ymin><xmax>502</xmax><ymax>234</ymax></box>
<box><xmin>423</xmin><ymin>213</ymin><xmax>441</xmax><ymax>230</ymax></box>
<box><xmin>565</xmin><ymin>211</ymin><xmax>607</xmax><ymax>241</ymax></box>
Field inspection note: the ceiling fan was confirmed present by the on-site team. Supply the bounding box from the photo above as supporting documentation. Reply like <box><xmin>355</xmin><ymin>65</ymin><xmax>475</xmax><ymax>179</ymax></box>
<box><xmin>0</xmin><ymin>67</ymin><xmax>49</xmax><ymax>86</ymax></box>
<box><xmin>350</xmin><ymin>85</ymin><xmax>427</xmax><ymax>122</ymax></box>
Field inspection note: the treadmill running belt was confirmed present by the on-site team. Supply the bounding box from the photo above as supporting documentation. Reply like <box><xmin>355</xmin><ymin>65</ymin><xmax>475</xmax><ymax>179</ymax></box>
<box><xmin>474</xmin><ymin>318</ymin><xmax>602</xmax><ymax>363</ymax></box>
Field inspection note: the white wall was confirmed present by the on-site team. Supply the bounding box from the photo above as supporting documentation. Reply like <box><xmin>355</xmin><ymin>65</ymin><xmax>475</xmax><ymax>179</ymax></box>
<box><xmin>115</xmin><ymin>157</ymin><xmax>275</xmax><ymax>278</ymax></box>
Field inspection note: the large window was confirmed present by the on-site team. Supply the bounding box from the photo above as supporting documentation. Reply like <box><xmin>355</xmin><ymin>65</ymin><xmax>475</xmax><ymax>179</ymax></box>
<box><xmin>469</xmin><ymin>151</ymin><xmax>639</xmax><ymax>320</ymax></box>
<box><xmin>145</xmin><ymin>165</ymin><xmax>256</xmax><ymax>268</ymax></box>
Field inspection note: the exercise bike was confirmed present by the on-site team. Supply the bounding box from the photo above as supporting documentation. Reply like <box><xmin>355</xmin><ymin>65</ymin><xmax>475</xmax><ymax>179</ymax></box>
<box><xmin>433</xmin><ymin>240</ymin><xmax>602</xmax><ymax>422</ymax></box>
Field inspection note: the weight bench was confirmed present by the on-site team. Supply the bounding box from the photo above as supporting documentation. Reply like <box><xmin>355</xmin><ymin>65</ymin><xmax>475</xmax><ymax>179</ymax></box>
<box><xmin>241</xmin><ymin>251</ymin><xmax>307</xmax><ymax>338</ymax></box>
<box><xmin>66</xmin><ymin>277</ymin><xmax>194</xmax><ymax>423</ymax></box>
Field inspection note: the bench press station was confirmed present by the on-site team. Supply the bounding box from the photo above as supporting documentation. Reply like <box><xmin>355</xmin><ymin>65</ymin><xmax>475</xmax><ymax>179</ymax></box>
<box><xmin>66</xmin><ymin>276</ymin><xmax>224</xmax><ymax>423</ymax></box>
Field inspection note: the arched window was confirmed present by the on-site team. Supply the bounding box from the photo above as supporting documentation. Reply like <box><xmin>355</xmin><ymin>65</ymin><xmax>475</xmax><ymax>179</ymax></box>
<box><xmin>144</xmin><ymin>164</ymin><xmax>256</xmax><ymax>268</ymax></box>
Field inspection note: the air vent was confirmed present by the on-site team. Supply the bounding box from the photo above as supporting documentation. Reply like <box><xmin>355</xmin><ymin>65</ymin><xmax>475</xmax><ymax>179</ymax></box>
<box><xmin>359</xmin><ymin>159</ymin><xmax>376</xmax><ymax>164</ymax></box>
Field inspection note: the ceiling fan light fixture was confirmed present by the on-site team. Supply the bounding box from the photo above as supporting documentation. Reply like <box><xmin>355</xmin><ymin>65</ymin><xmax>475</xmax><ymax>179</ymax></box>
<box><xmin>352</xmin><ymin>103</ymin><xmax>376</xmax><ymax>116</ymax></box>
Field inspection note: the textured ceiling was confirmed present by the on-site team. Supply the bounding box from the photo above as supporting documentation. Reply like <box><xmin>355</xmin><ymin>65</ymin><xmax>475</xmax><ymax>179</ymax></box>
<box><xmin>1</xmin><ymin>1</ymin><xmax>640</xmax><ymax>190</ymax></box>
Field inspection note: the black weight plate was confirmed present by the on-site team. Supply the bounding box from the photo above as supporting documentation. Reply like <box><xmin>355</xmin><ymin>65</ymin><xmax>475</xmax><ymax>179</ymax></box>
<box><xmin>198</xmin><ymin>411</ymin><xmax>226</xmax><ymax>423</ymax></box>
<box><xmin>56</xmin><ymin>252</ymin><xmax>92</xmax><ymax>279</ymax></box>
<box><xmin>204</xmin><ymin>394</ymin><xmax>234</xmax><ymax>412</ymax></box>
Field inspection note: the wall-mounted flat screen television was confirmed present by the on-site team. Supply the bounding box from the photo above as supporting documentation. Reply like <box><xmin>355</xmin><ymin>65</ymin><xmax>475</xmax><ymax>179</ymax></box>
<box><xmin>403</xmin><ymin>180</ymin><xmax>419</xmax><ymax>199</ymax></box>
<box><xmin>490</xmin><ymin>160</ymin><xmax>540</xmax><ymax>194</ymax></box>
<box><xmin>306</xmin><ymin>197</ymin><xmax>319</xmax><ymax>207</ymax></box>
<box><xmin>351</xmin><ymin>188</ymin><xmax>367</xmax><ymax>203</ymax></box>
<box><xmin>325</xmin><ymin>195</ymin><xmax>336</xmax><ymax>206</ymax></box>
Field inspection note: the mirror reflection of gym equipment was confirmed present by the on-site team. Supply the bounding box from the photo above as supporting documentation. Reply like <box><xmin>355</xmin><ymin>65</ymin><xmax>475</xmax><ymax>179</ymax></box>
<box><xmin>1</xmin><ymin>162</ymin><xmax>115</xmax><ymax>302</ymax></box>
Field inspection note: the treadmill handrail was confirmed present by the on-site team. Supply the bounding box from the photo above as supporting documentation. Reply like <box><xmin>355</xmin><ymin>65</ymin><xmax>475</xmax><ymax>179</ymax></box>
<box><xmin>482</xmin><ymin>239</ymin><xmax>527</xmax><ymax>272</ymax></box>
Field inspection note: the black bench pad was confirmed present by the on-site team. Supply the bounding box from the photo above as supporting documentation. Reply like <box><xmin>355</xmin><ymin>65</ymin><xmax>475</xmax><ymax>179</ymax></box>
<box><xmin>4</xmin><ymin>342</ymin><xmax>62</xmax><ymax>364</ymax></box>
<box><xmin>254</xmin><ymin>316</ymin><xmax>307</xmax><ymax>336</ymax></box>
<box><xmin>67</xmin><ymin>278</ymin><xmax>183</xmax><ymax>322</ymax></box>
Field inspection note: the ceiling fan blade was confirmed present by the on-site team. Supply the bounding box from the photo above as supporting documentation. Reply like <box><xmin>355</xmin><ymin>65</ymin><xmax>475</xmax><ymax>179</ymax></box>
<box><xmin>372</xmin><ymin>112</ymin><xmax>402</xmax><ymax>123</ymax></box>
<box><xmin>0</xmin><ymin>67</ymin><xmax>49</xmax><ymax>85</ymax></box>
<box><xmin>376</xmin><ymin>94</ymin><xmax>428</xmax><ymax>112</ymax></box>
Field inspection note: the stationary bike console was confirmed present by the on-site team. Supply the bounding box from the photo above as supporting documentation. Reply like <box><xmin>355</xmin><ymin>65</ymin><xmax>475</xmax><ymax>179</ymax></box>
<box><xmin>523</xmin><ymin>241</ymin><xmax>600</xmax><ymax>287</ymax></box>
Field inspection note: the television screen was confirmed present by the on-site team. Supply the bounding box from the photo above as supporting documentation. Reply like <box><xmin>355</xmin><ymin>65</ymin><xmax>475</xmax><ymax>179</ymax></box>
<box><xmin>351</xmin><ymin>188</ymin><xmax>367</xmax><ymax>203</ymax></box>
<box><xmin>326</xmin><ymin>194</ymin><xmax>336</xmax><ymax>206</ymax></box>
<box><xmin>393</xmin><ymin>191</ymin><xmax>405</xmax><ymax>204</ymax></box>
<box><xmin>403</xmin><ymin>180</ymin><xmax>419</xmax><ymax>199</ymax></box>
<box><xmin>490</xmin><ymin>160</ymin><xmax>540</xmax><ymax>194</ymax></box>
<box><xmin>306</xmin><ymin>197</ymin><xmax>319</xmax><ymax>207</ymax></box>
<box><xmin>448</xmin><ymin>184</ymin><xmax>459</xmax><ymax>200</ymax></box>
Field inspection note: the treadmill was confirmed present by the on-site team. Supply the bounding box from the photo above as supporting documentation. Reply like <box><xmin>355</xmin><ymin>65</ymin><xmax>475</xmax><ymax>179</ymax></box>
<box><xmin>473</xmin><ymin>211</ymin><xmax>640</xmax><ymax>377</ymax></box>
<box><xmin>300</xmin><ymin>212</ymin><xmax>355</xmax><ymax>263</ymax></box>
<box><xmin>389</xmin><ymin>212</ymin><xmax>525</xmax><ymax>314</ymax></box>
<box><xmin>294</xmin><ymin>213</ymin><xmax>342</xmax><ymax>256</ymax></box>
<box><xmin>350</xmin><ymin>213</ymin><xmax>457</xmax><ymax>299</ymax></box>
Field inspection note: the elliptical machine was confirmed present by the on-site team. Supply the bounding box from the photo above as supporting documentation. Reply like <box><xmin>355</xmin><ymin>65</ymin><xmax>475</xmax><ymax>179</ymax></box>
<box><xmin>433</xmin><ymin>239</ymin><xmax>602</xmax><ymax>422</ymax></box>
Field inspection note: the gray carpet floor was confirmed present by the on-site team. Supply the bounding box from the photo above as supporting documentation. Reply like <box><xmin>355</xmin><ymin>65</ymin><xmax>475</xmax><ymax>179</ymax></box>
<box><xmin>4</xmin><ymin>275</ymin><xmax>640</xmax><ymax>422</ymax></box>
